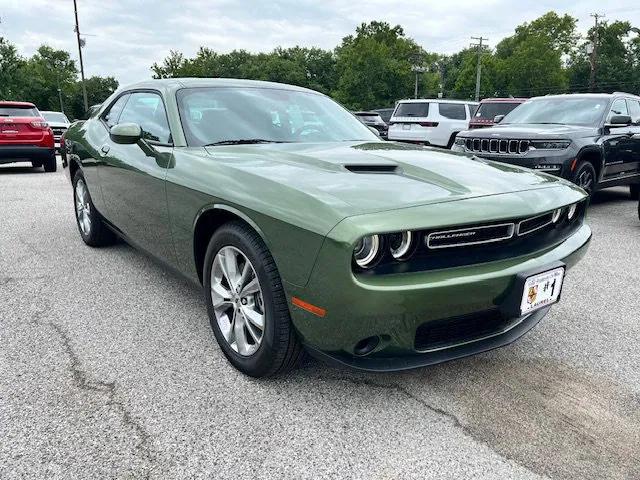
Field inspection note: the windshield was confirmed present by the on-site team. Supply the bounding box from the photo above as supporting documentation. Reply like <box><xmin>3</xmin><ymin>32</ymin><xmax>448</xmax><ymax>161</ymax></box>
<box><xmin>501</xmin><ymin>98</ymin><xmax>608</xmax><ymax>126</ymax></box>
<box><xmin>177</xmin><ymin>87</ymin><xmax>378</xmax><ymax>146</ymax></box>
<box><xmin>474</xmin><ymin>102</ymin><xmax>521</xmax><ymax>120</ymax></box>
<box><xmin>0</xmin><ymin>106</ymin><xmax>39</xmax><ymax>117</ymax></box>
<box><xmin>42</xmin><ymin>112</ymin><xmax>69</xmax><ymax>123</ymax></box>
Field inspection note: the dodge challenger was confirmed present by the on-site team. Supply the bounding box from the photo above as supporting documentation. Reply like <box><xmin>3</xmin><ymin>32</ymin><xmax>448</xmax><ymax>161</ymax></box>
<box><xmin>62</xmin><ymin>78</ymin><xmax>591</xmax><ymax>377</ymax></box>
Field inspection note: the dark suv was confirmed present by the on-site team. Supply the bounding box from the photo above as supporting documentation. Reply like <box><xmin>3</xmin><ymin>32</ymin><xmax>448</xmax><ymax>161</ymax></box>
<box><xmin>452</xmin><ymin>93</ymin><xmax>640</xmax><ymax>197</ymax></box>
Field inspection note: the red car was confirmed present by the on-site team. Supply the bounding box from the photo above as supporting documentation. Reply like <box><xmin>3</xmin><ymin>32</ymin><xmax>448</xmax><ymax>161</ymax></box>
<box><xmin>0</xmin><ymin>101</ymin><xmax>56</xmax><ymax>172</ymax></box>
<box><xmin>468</xmin><ymin>98</ymin><xmax>527</xmax><ymax>129</ymax></box>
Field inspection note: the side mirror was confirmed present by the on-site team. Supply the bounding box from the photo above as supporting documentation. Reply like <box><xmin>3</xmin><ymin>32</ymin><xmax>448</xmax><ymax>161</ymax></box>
<box><xmin>493</xmin><ymin>115</ymin><xmax>505</xmax><ymax>124</ymax></box>
<box><xmin>606</xmin><ymin>115</ymin><xmax>632</xmax><ymax>127</ymax></box>
<box><xmin>110</xmin><ymin>123</ymin><xmax>142</xmax><ymax>144</ymax></box>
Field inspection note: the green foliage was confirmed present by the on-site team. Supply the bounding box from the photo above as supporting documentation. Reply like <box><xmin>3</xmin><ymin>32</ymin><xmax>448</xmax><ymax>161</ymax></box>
<box><xmin>0</xmin><ymin>38</ymin><xmax>117</xmax><ymax>120</ymax></box>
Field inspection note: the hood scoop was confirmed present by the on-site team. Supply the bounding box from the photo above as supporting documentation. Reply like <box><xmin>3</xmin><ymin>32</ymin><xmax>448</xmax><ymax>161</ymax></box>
<box><xmin>344</xmin><ymin>164</ymin><xmax>399</xmax><ymax>174</ymax></box>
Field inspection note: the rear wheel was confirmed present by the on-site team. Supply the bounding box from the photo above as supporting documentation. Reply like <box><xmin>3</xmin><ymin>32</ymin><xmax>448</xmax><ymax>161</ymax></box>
<box><xmin>572</xmin><ymin>161</ymin><xmax>597</xmax><ymax>195</ymax></box>
<box><xmin>630</xmin><ymin>184</ymin><xmax>640</xmax><ymax>200</ymax></box>
<box><xmin>447</xmin><ymin>132</ymin><xmax>460</xmax><ymax>149</ymax></box>
<box><xmin>73</xmin><ymin>171</ymin><xmax>116</xmax><ymax>247</ymax></box>
<box><xmin>203</xmin><ymin>221</ymin><xmax>304</xmax><ymax>377</ymax></box>
<box><xmin>44</xmin><ymin>155</ymin><xmax>57</xmax><ymax>172</ymax></box>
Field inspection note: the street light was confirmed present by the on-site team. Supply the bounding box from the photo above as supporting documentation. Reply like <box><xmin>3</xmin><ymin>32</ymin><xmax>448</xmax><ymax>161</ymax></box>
<box><xmin>412</xmin><ymin>65</ymin><xmax>426</xmax><ymax>99</ymax></box>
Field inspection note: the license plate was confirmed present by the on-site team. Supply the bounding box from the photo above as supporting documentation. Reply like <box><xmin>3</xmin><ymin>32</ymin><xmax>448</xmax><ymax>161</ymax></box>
<box><xmin>402</xmin><ymin>124</ymin><xmax>411</xmax><ymax>130</ymax></box>
<box><xmin>520</xmin><ymin>267</ymin><xmax>564</xmax><ymax>315</ymax></box>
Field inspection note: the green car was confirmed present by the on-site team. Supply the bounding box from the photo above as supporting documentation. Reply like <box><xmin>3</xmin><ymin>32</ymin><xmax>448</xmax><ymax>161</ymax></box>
<box><xmin>62</xmin><ymin>78</ymin><xmax>591</xmax><ymax>377</ymax></box>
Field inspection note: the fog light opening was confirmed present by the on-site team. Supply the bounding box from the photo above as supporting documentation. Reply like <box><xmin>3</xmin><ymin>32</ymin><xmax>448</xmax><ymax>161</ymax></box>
<box><xmin>353</xmin><ymin>336</ymin><xmax>380</xmax><ymax>356</ymax></box>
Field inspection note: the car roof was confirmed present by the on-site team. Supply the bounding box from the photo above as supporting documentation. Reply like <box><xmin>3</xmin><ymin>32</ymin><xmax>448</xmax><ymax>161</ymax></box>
<box><xmin>396</xmin><ymin>99</ymin><xmax>475</xmax><ymax>105</ymax></box>
<box><xmin>0</xmin><ymin>101</ymin><xmax>36</xmax><ymax>108</ymax></box>
<box><xmin>40</xmin><ymin>110</ymin><xmax>65</xmax><ymax>114</ymax></box>
<box><xmin>480</xmin><ymin>98</ymin><xmax>528</xmax><ymax>103</ymax></box>
<box><xmin>353</xmin><ymin>111</ymin><xmax>380</xmax><ymax>116</ymax></box>
<box><xmin>529</xmin><ymin>92</ymin><xmax>640</xmax><ymax>101</ymax></box>
<box><xmin>120</xmin><ymin>77</ymin><xmax>321</xmax><ymax>96</ymax></box>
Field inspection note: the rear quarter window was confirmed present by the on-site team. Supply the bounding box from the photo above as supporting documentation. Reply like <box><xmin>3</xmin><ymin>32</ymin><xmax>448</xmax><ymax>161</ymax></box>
<box><xmin>394</xmin><ymin>103</ymin><xmax>429</xmax><ymax>117</ymax></box>
<box><xmin>438</xmin><ymin>103</ymin><xmax>467</xmax><ymax>120</ymax></box>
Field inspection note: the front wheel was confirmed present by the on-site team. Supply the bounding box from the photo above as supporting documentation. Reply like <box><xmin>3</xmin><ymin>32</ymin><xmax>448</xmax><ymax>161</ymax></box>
<box><xmin>630</xmin><ymin>184</ymin><xmax>640</xmax><ymax>200</ymax></box>
<box><xmin>572</xmin><ymin>161</ymin><xmax>597</xmax><ymax>195</ymax></box>
<box><xmin>203</xmin><ymin>221</ymin><xmax>304</xmax><ymax>377</ymax></box>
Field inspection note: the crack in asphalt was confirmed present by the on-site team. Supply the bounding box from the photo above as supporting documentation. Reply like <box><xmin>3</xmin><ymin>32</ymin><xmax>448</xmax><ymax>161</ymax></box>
<box><xmin>315</xmin><ymin>373</ymin><xmax>537</xmax><ymax>476</ymax></box>
<box><xmin>29</xmin><ymin>307</ymin><xmax>157</xmax><ymax>479</ymax></box>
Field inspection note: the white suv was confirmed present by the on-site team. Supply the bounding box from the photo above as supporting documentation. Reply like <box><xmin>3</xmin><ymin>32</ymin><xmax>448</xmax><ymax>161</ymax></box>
<box><xmin>388</xmin><ymin>99</ymin><xmax>478</xmax><ymax>148</ymax></box>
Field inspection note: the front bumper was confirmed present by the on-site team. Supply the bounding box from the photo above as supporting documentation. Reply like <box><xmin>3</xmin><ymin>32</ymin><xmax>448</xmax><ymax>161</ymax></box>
<box><xmin>286</xmin><ymin>219</ymin><xmax>591</xmax><ymax>372</ymax></box>
<box><xmin>0</xmin><ymin>145</ymin><xmax>55</xmax><ymax>164</ymax></box>
<box><xmin>451</xmin><ymin>143</ymin><xmax>574</xmax><ymax>177</ymax></box>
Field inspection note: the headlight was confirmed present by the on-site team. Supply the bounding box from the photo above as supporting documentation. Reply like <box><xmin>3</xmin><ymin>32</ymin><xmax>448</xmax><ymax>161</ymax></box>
<box><xmin>530</xmin><ymin>140</ymin><xmax>571</xmax><ymax>150</ymax></box>
<box><xmin>388</xmin><ymin>231</ymin><xmax>413</xmax><ymax>260</ymax></box>
<box><xmin>567</xmin><ymin>203</ymin><xmax>577</xmax><ymax>220</ymax></box>
<box><xmin>552</xmin><ymin>208</ymin><xmax>562</xmax><ymax>223</ymax></box>
<box><xmin>454</xmin><ymin>137</ymin><xmax>465</xmax><ymax>146</ymax></box>
<box><xmin>353</xmin><ymin>235</ymin><xmax>381</xmax><ymax>268</ymax></box>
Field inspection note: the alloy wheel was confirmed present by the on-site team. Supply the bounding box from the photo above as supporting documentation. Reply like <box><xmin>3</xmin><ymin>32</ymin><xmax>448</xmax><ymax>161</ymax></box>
<box><xmin>210</xmin><ymin>246</ymin><xmax>265</xmax><ymax>356</ymax></box>
<box><xmin>75</xmin><ymin>179</ymin><xmax>92</xmax><ymax>236</ymax></box>
<box><xmin>578</xmin><ymin>169</ymin><xmax>594</xmax><ymax>193</ymax></box>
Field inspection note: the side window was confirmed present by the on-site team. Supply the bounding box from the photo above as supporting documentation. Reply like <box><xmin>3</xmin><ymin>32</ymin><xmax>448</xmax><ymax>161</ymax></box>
<box><xmin>118</xmin><ymin>92</ymin><xmax>172</xmax><ymax>144</ymax></box>
<box><xmin>438</xmin><ymin>103</ymin><xmax>466</xmax><ymax>120</ymax></box>
<box><xmin>102</xmin><ymin>95</ymin><xmax>129</xmax><ymax>128</ymax></box>
<box><xmin>626</xmin><ymin>100</ymin><xmax>640</xmax><ymax>125</ymax></box>
<box><xmin>608</xmin><ymin>99</ymin><xmax>629</xmax><ymax>122</ymax></box>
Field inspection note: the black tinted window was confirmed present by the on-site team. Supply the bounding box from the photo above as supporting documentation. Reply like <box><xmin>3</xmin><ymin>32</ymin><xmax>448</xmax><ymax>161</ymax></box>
<box><xmin>626</xmin><ymin>100</ymin><xmax>640</xmax><ymax>124</ymax></box>
<box><xmin>474</xmin><ymin>102</ymin><xmax>521</xmax><ymax>119</ymax></box>
<box><xmin>438</xmin><ymin>103</ymin><xmax>466</xmax><ymax>120</ymax></box>
<box><xmin>103</xmin><ymin>95</ymin><xmax>129</xmax><ymax>128</ymax></box>
<box><xmin>118</xmin><ymin>92</ymin><xmax>172</xmax><ymax>144</ymax></box>
<box><xmin>0</xmin><ymin>107</ymin><xmax>39</xmax><ymax>117</ymax></box>
<box><xmin>394</xmin><ymin>103</ymin><xmax>429</xmax><ymax>117</ymax></box>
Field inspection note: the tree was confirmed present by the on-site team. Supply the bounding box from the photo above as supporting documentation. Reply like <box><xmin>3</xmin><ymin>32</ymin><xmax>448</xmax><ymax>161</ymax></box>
<box><xmin>333</xmin><ymin>21</ymin><xmax>426</xmax><ymax>109</ymax></box>
<box><xmin>67</xmin><ymin>76</ymin><xmax>119</xmax><ymax>119</ymax></box>
<box><xmin>0</xmin><ymin>37</ymin><xmax>27</xmax><ymax>100</ymax></box>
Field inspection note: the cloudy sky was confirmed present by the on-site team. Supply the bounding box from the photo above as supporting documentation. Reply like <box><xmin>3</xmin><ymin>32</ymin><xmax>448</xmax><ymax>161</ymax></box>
<box><xmin>3</xmin><ymin>0</ymin><xmax>640</xmax><ymax>85</ymax></box>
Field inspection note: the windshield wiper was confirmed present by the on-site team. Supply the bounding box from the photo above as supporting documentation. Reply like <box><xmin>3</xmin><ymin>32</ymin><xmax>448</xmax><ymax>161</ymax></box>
<box><xmin>204</xmin><ymin>139</ymin><xmax>289</xmax><ymax>146</ymax></box>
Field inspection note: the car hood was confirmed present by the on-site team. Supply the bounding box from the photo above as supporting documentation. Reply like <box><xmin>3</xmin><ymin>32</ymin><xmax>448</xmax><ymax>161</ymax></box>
<box><xmin>201</xmin><ymin>141</ymin><xmax>577</xmax><ymax>216</ymax></box>
<box><xmin>458</xmin><ymin>123</ymin><xmax>597</xmax><ymax>140</ymax></box>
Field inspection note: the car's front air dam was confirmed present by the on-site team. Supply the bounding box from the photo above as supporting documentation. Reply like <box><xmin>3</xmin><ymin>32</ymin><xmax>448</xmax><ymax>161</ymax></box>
<box><xmin>285</xmin><ymin>223</ymin><xmax>591</xmax><ymax>372</ymax></box>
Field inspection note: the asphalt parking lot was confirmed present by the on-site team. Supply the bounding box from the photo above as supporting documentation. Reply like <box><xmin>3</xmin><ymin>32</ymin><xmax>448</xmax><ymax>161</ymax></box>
<box><xmin>1</xmin><ymin>158</ymin><xmax>639</xmax><ymax>480</ymax></box>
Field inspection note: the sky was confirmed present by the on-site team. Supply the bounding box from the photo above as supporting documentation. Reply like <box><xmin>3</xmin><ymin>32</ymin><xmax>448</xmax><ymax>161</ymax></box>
<box><xmin>3</xmin><ymin>0</ymin><xmax>640</xmax><ymax>85</ymax></box>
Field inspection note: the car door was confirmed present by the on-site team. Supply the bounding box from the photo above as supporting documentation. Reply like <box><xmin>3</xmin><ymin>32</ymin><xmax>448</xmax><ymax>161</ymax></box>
<box><xmin>601</xmin><ymin>98</ymin><xmax>634</xmax><ymax>179</ymax></box>
<box><xmin>625</xmin><ymin>98</ymin><xmax>640</xmax><ymax>176</ymax></box>
<box><xmin>98</xmin><ymin>90</ymin><xmax>177</xmax><ymax>265</ymax></box>
<box><xmin>436</xmin><ymin>103</ymin><xmax>467</xmax><ymax>147</ymax></box>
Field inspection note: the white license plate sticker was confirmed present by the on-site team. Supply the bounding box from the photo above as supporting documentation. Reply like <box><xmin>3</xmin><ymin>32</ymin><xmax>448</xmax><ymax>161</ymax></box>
<box><xmin>402</xmin><ymin>123</ymin><xmax>411</xmax><ymax>130</ymax></box>
<box><xmin>520</xmin><ymin>267</ymin><xmax>564</xmax><ymax>315</ymax></box>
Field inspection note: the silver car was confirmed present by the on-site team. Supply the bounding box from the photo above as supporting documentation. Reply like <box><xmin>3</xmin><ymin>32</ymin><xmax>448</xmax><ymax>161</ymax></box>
<box><xmin>41</xmin><ymin>111</ymin><xmax>70</xmax><ymax>151</ymax></box>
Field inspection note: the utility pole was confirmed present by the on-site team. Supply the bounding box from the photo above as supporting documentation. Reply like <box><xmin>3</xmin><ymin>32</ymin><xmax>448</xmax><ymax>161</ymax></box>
<box><xmin>470</xmin><ymin>37</ymin><xmax>488</xmax><ymax>101</ymax></box>
<box><xmin>588</xmin><ymin>13</ymin><xmax>605</xmax><ymax>92</ymax></box>
<box><xmin>73</xmin><ymin>0</ymin><xmax>88</xmax><ymax>112</ymax></box>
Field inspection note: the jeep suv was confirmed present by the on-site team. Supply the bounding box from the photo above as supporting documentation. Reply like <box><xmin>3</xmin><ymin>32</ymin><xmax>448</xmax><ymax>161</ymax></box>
<box><xmin>0</xmin><ymin>101</ymin><xmax>56</xmax><ymax>172</ymax></box>
<box><xmin>452</xmin><ymin>93</ymin><xmax>640</xmax><ymax>198</ymax></box>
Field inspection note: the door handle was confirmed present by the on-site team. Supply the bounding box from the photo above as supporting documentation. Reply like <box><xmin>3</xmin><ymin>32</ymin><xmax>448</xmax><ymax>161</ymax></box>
<box><xmin>100</xmin><ymin>145</ymin><xmax>110</xmax><ymax>155</ymax></box>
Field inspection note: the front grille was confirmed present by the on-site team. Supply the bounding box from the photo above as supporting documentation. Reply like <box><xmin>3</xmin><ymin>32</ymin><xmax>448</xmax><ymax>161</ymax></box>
<box><xmin>464</xmin><ymin>137</ymin><xmax>530</xmax><ymax>155</ymax></box>
<box><xmin>427</xmin><ymin>223</ymin><xmax>515</xmax><ymax>249</ymax></box>
<box><xmin>52</xmin><ymin>127</ymin><xmax>66</xmax><ymax>136</ymax></box>
<box><xmin>414</xmin><ymin>309</ymin><xmax>510</xmax><ymax>351</ymax></box>
<box><xmin>363</xmin><ymin>201</ymin><xmax>587</xmax><ymax>275</ymax></box>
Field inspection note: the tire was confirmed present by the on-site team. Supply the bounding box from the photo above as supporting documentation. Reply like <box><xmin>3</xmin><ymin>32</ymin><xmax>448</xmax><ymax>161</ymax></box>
<box><xmin>72</xmin><ymin>171</ymin><xmax>116</xmax><ymax>247</ymax></box>
<box><xmin>572</xmin><ymin>161</ymin><xmax>597</xmax><ymax>195</ymax></box>
<box><xmin>447</xmin><ymin>132</ymin><xmax>459</xmax><ymax>149</ymax></box>
<box><xmin>44</xmin><ymin>155</ymin><xmax>57</xmax><ymax>172</ymax></box>
<box><xmin>203</xmin><ymin>221</ymin><xmax>304</xmax><ymax>377</ymax></box>
<box><xmin>630</xmin><ymin>184</ymin><xmax>640</xmax><ymax>200</ymax></box>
